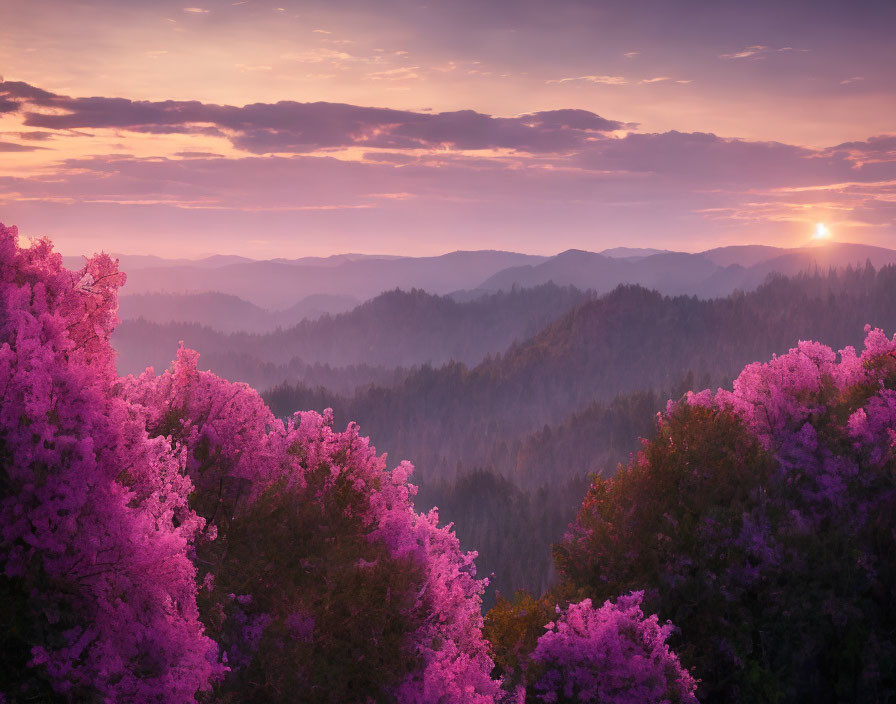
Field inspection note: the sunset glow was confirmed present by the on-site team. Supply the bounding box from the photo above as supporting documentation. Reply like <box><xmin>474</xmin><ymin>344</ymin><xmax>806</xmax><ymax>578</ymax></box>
<box><xmin>813</xmin><ymin>222</ymin><xmax>831</xmax><ymax>240</ymax></box>
<box><xmin>0</xmin><ymin>0</ymin><xmax>894</xmax><ymax>257</ymax></box>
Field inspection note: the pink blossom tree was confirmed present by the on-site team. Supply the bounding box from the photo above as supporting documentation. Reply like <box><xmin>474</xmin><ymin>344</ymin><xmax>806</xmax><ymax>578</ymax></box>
<box><xmin>123</xmin><ymin>327</ymin><xmax>500</xmax><ymax>701</ymax></box>
<box><xmin>0</xmin><ymin>223</ymin><xmax>221</xmax><ymax>701</ymax></box>
<box><xmin>1</xmin><ymin>221</ymin><xmax>500</xmax><ymax>702</ymax></box>
<box><xmin>526</xmin><ymin>593</ymin><xmax>697</xmax><ymax>704</ymax></box>
<box><xmin>557</xmin><ymin>330</ymin><xmax>896</xmax><ymax>702</ymax></box>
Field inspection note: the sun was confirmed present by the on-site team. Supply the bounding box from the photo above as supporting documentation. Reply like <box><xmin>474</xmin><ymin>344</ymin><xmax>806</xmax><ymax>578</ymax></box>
<box><xmin>812</xmin><ymin>222</ymin><xmax>831</xmax><ymax>241</ymax></box>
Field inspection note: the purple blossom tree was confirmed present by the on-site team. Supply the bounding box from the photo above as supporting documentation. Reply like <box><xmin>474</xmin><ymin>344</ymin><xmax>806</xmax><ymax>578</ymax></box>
<box><xmin>527</xmin><ymin>592</ymin><xmax>697</xmax><ymax>704</ymax></box>
<box><xmin>0</xmin><ymin>223</ymin><xmax>221</xmax><ymax>701</ymax></box>
<box><xmin>124</xmin><ymin>345</ymin><xmax>501</xmax><ymax>702</ymax></box>
<box><xmin>557</xmin><ymin>329</ymin><xmax>896</xmax><ymax>701</ymax></box>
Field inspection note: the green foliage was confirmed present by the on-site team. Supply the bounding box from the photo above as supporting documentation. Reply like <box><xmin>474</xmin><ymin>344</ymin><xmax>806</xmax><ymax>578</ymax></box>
<box><xmin>483</xmin><ymin>590</ymin><xmax>559</xmax><ymax>689</ymax></box>
<box><xmin>196</xmin><ymin>469</ymin><xmax>428</xmax><ymax>704</ymax></box>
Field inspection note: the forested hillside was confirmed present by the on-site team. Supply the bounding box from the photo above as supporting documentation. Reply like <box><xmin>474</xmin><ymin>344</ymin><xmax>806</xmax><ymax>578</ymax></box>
<box><xmin>118</xmin><ymin>291</ymin><xmax>359</xmax><ymax>333</ymax></box>
<box><xmin>489</xmin><ymin>328</ymin><xmax>896</xmax><ymax>703</ymax></box>
<box><xmin>268</xmin><ymin>264</ymin><xmax>896</xmax><ymax>483</ymax></box>
<box><xmin>114</xmin><ymin>284</ymin><xmax>592</xmax><ymax>380</ymax></box>
<box><xmin>265</xmin><ymin>264</ymin><xmax>896</xmax><ymax>600</ymax></box>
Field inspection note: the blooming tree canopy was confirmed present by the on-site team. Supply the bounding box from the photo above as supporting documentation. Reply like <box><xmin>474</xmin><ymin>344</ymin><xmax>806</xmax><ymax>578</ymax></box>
<box><xmin>527</xmin><ymin>592</ymin><xmax>698</xmax><ymax>704</ymax></box>
<box><xmin>0</xmin><ymin>222</ymin><xmax>500</xmax><ymax>703</ymax></box>
<box><xmin>0</xmin><ymin>223</ymin><xmax>220</xmax><ymax>701</ymax></box>
<box><xmin>556</xmin><ymin>330</ymin><xmax>896</xmax><ymax>701</ymax></box>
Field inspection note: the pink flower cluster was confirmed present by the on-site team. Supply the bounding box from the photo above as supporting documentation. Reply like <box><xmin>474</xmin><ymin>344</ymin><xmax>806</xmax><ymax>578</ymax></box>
<box><xmin>124</xmin><ymin>345</ymin><xmax>500</xmax><ymax>701</ymax></box>
<box><xmin>528</xmin><ymin>592</ymin><xmax>698</xmax><ymax>704</ymax></box>
<box><xmin>0</xmin><ymin>224</ymin><xmax>220</xmax><ymax>701</ymax></box>
<box><xmin>684</xmin><ymin>328</ymin><xmax>896</xmax><ymax>516</ymax></box>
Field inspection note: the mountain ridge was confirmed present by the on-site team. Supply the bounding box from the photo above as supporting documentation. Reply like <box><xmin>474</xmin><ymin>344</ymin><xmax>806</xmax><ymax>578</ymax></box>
<box><xmin>479</xmin><ymin>242</ymin><xmax>896</xmax><ymax>296</ymax></box>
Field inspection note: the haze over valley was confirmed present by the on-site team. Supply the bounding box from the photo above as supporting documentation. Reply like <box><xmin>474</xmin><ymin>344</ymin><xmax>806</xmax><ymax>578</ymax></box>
<box><xmin>111</xmin><ymin>239</ymin><xmax>896</xmax><ymax>601</ymax></box>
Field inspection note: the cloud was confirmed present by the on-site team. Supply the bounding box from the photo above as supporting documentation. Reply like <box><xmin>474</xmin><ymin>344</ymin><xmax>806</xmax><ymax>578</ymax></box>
<box><xmin>366</xmin><ymin>67</ymin><xmax>421</xmax><ymax>81</ymax></box>
<box><xmin>825</xmin><ymin>134</ymin><xmax>896</xmax><ymax>174</ymax></box>
<box><xmin>366</xmin><ymin>192</ymin><xmax>416</xmax><ymax>200</ymax></box>
<box><xmin>0</xmin><ymin>81</ymin><xmax>60</xmax><ymax>108</ymax></box>
<box><xmin>12</xmin><ymin>131</ymin><xmax>56</xmax><ymax>141</ymax></box>
<box><xmin>4</xmin><ymin>80</ymin><xmax>625</xmax><ymax>154</ymax></box>
<box><xmin>720</xmin><ymin>45</ymin><xmax>770</xmax><ymax>59</ymax></box>
<box><xmin>362</xmin><ymin>152</ymin><xmax>417</xmax><ymax>164</ymax></box>
<box><xmin>373</xmin><ymin>109</ymin><xmax>625</xmax><ymax>152</ymax></box>
<box><xmin>182</xmin><ymin>7</ymin><xmax>209</xmax><ymax>13</ymax></box>
<box><xmin>2</xmin><ymin>79</ymin><xmax>894</xmax><ymax>253</ymax></box>
<box><xmin>6</xmin><ymin>82</ymin><xmax>893</xmax><ymax>190</ymax></box>
<box><xmin>527</xmin><ymin>109</ymin><xmax>628</xmax><ymax>132</ymax></box>
<box><xmin>280</xmin><ymin>49</ymin><xmax>356</xmax><ymax>64</ymax></box>
<box><xmin>572</xmin><ymin>130</ymin><xmax>896</xmax><ymax>189</ymax></box>
<box><xmin>3</xmin><ymin>129</ymin><xmax>895</xmax><ymax>254</ymax></box>
<box><xmin>0</xmin><ymin>140</ymin><xmax>46</xmax><ymax>152</ymax></box>
<box><xmin>547</xmin><ymin>75</ymin><xmax>627</xmax><ymax>85</ymax></box>
<box><xmin>7</xmin><ymin>131</ymin><xmax>893</xmax><ymax>208</ymax></box>
<box><xmin>637</xmin><ymin>76</ymin><xmax>691</xmax><ymax>85</ymax></box>
<box><xmin>829</xmin><ymin>134</ymin><xmax>896</xmax><ymax>154</ymax></box>
<box><xmin>719</xmin><ymin>45</ymin><xmax>808</xmax><ymax>60</ymax></box>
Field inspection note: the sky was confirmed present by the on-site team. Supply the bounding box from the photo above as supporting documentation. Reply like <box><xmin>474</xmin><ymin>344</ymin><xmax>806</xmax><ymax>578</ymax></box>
<box><xmin>0</xmin><ymin>0</ymin><xmax>894</xmax><ymax>258</ymax></box>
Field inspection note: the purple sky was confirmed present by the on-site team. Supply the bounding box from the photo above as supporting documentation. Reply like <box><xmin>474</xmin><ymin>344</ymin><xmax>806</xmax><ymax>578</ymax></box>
<box><xmin>0</xmin><ymin>0</ymin><xmax>894</xmax><ymax>257</ymax></box>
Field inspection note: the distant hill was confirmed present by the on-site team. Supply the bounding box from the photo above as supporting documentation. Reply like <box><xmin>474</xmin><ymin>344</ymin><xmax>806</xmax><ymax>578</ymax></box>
<box><xmin>694</xmin><ymin>243</ymin><xmax>896</xmax><ymax>297</ymax></box>
<box><xmin>63</xmin><ymin>253</ymin><xmax>256</xmax><ymax>271</ymax></box>
<box><xmin>699</xmin><ymin>244</ymin><xmax>784</xmax><ymax>268</ymax></box>
<box><xmin>94</xmin><ymin>241</ymin><xmax>896</xmax><ymax>310</ymax></box>
<box><xmin>479</xmin><ymin>248</ymin><xmax>720</xmax><ymax>294</ymax></box>
<box><xmin>271</xmin><ymin>253</ymin><xmax>403</xmax><ymax>266</ymax></box>
<box><xmin>118</xmin><ymin>292</ymin><xmax>359</xmax><ymax>333</ymax></box>
<box><xmin>265</xmin><ymin>264</ymin><xmax>896</xmax><ymax>487</ymax></box>
<box><xmin>599</xmin><ymin>246</ymin><xmax>670</xmax><ymax>259</ymax></box>
<box><xmin>64</xmin><ymin>252</ymin><xmax>402</xmax><ymax>271</ymax></box>
<box><xmin>113</xmin><ymin>283</ymin><xmax>593</xmax><ymax>385</ymax></box>
<box><xmin>478</xmin><ymin>241</ymin><xmax>896</xmax><ymax>297</ymax></box>
<box><xmin>119</xmin><ymin>250</ymin><xmax>548</xmax><ymax>308</ymax></box>
<box><xmin>736</xmin><ymin>241</ymin><xmax>896</xmax><ymax>280</ymax></box>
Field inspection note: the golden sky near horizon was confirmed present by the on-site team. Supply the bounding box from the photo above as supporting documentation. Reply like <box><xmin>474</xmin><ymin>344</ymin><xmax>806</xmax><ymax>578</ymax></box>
<box><xmin>0</xmin><ymin>0</ymin><xmax>894</xmax><ymax>257</ymax></box>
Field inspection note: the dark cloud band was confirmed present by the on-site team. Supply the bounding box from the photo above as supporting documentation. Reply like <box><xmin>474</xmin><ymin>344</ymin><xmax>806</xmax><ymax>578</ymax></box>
<box><xmin>1</xmin><ymin>80</ymin><xmax>625</xmax><ymax>154</ymax></box>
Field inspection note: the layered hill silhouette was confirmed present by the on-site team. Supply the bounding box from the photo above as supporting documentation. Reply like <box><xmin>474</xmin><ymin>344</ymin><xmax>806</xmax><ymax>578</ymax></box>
<box><xmin>479</xmin><ymin>242</ymin><xmax>896</xmax><ymax>296</ymax></box>
<box><xmin>118</xmin><ymin>291</ymin><xmax>359</xmax><ymax>334</ymax></box>
<box><xmin>113</xmin><ymin>284</ymin><xmax>593</xmax><ymax>388</ymax></box>
<box><xmin>266</xmin><ymin>264</ymin><xmax>896</xmax><ymax>487</ymax></box>
<box><xmin>257</xmin><ymin>264</ymin><xmax>896</xmax><ymax>599</ymax></box>
<box><xmin>114</xmin><ymin>250</ymin><xmax>548</xmax><ymax>308</ymax></box>
<box><xmin>99</xmin><ymin>241</ymin><xmax>896</xmax><ymax>327</ymax></box>
<box><xmin>107</xmin><ymin>250</ymin><xmax>896</xmax><ymax>604</ymax></box>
